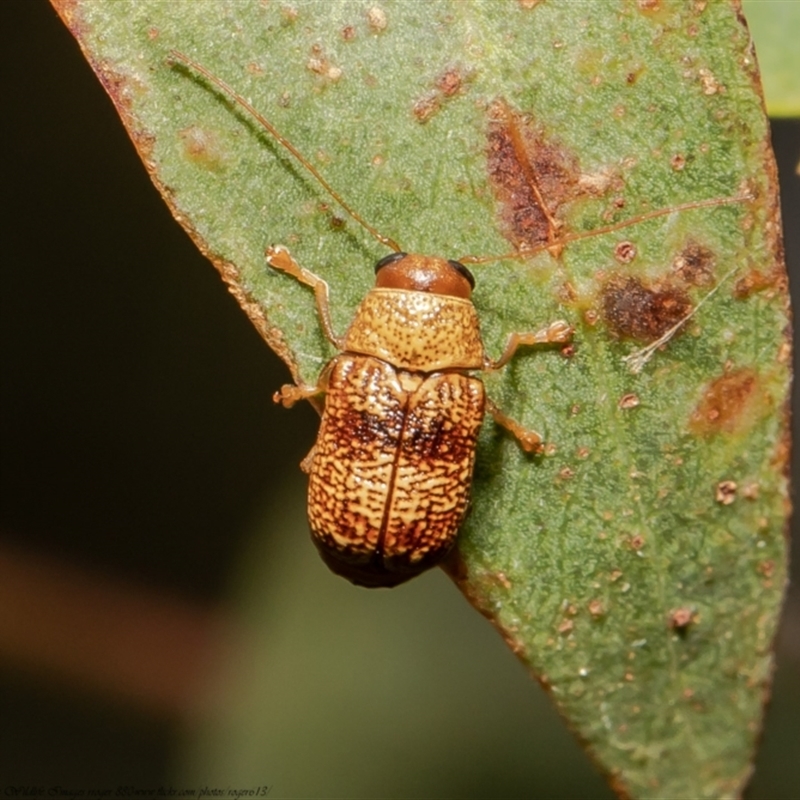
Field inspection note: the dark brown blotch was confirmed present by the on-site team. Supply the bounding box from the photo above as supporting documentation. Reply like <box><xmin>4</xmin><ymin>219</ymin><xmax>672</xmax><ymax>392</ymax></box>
<box><xmin>486</xmin><ymin>99</ymin><xmax>583</xmax><ymax>250</ymax></box>
<box><xmin>601</xmin><ymin>276</ymin><xmax>691</xmax><ymax>342</ymax></box>
<box><xmin>673</xmin><ymin>241</ymin><xmax>716</xmax><ymax>286</ymax></box>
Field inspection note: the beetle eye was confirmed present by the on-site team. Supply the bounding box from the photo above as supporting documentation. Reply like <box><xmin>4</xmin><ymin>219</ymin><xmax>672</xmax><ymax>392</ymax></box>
<box><xmin>448</xmin><ymin>259</ymin><xmax>476</xmax><ymax>289</ymax></box>
<box><xmin>374</xmin><ymin>252</ymin><xmax>408</xmax><ymax>273</ymax></box>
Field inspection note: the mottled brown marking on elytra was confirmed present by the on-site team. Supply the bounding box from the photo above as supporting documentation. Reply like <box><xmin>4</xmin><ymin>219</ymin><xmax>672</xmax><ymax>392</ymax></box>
<box><xmin>486</xmin><ymin>99</ymin><xmax>583</xmax><ymax>251</ymax></box>
<box><xmin>179</xmin><ymin>126</ymin><xmax>226</xmax><ymax>170</ymax></box>
<box><xmin>601</xmin><ymin>276</ymin><xmax>692</xmax><ymax>342</ymax></box>
<box><xmin>673</xmin><ymin>241</ymin><xmax>715</xmax><ymax>286</ymax></box>
<box><xmin>308</xmin><ymin>355</ymin><xmax>485</xmax><ymax>588</ymax></box>
<box><xmin>689</xmin><ymin>367</ymin><xmax>758</xmax><ymax>436</ymax></box>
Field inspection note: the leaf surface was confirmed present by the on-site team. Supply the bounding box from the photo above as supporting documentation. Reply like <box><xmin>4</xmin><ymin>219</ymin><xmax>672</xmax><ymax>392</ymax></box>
<box><xmin>52</xmin><ymin>1</ymin><xmax>790</xmax><ymax>797</ymax></box>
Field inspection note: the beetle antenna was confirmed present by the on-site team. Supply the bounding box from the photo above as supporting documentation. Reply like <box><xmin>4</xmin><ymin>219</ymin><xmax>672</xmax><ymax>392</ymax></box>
<box><xmin>168</xmin><ymin>49</ymin><xmax>402</xmax><ymax>253</ymax></box>
<box><xmin>459</xmin><ymin>192</ymin><xmax>751</xmax><ymax>265</ymax></box>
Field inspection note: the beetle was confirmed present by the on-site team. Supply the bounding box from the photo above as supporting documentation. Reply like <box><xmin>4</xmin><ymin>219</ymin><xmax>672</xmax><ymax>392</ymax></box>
<box><xmin>169</xmin><ymin>51</ymin><xmax>573</xmax><ymax>587</ymax></box>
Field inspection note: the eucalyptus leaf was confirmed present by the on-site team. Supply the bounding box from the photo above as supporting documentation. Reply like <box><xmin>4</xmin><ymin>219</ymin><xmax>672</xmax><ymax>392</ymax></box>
<box><xmin>52</xmin><ymin>1</ymin><xmax>790</xmax><ymax>797</ymax></box>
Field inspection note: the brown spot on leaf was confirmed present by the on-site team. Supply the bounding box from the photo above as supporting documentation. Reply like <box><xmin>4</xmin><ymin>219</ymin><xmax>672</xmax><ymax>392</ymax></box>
<box><xmin>757</xmin><ymin>560</ymin><xmax>775</xmax><ymax>578</ymax></box>
<box><xmin>583</xmin><ymin>308</ymin><xmax>599</xmax><ymax>326</ymax></box>
<box><xmin>669</xmin><ymin>607</ymin><xmax>696</xmax><ymax>629</ymax></box>
<box><xmin>673</xmin><ymin>241</ymin><xmax>715</xmax><ymax>286</ymax></box>
<box><xmin>742</xmin><ymin>482</ymin><xmax>760</xmax><ymax>500</ymax></box>
<box><xmin>715</xmin><ymin>480</ymin><xmax>737</xmax><ymax>505</ymax></box>
<box><xmin>670</xmin><ymin>153</ymin><xmax>686</xmax><ymax>171</ymax></box>
<box><xmin>307</xmin><ymin>45</ymin><xmax>342</xmax><ymax>82</ymax></box>
<box><xmin>558</xmin><ymin>619</ymin><xmax>574</xmax><ymax>634</ymax></box>
<box><xmin>341</xmin><ymin>25</ymin><xmax>356</xmax><ymax>40</ymax></box>
<box><xmin>412</xmin><ymin>65</ymin><xmax>472</xmax><ymax>124</ymax></box>
<box><xmin>690</xmin><ymin>368</ymin><xmax>758</xmax><ymax>436</ymax></box>
<box><xmin>412</xmin><ymin>93</ymin><xmax>441</xmax><ymax>123</ymax></box>
<box><xmin>734</xmin><ymin>267</ymin><xmax>784</xmax><ymax>299</ymax></box>
<box><xmin>601</xmin><ymin>276</ymin><xmax>692</xmax><ymax>342</ymax></box>
<box><xmin>179</xmin><ymin>126</ymin><xmax>226</xmax><ymax>170</ymax></box>
<box><xmin>436</xmin><ymin>67</ymin><xmax>465</xmax><ymax>97</ymax></box>
<box><xmin>486</xmin><ymin>99</ymin><xmax>583</xmax><ymax>251</ymax></box>
<box><xmin>281</xmin><ymin>6</ymin><xmax>299</xmax><ymax>24</ymax></box>
<box><xmin>618</xmin><ymin>393</ymin><xmax>640</xmax><ymax>409</ymax></box>
<box><xmin>366</xmin><ymin>6</ymin><xmax>388</xmax><ymax>32</ymax></box>
<box><xmin>588</xmin><ymin>599</ymin><xmax>605</xmax><ymax>617</ymax></box>
<box><xmin>614</xmin><ymin>241</ymin><xmax>637</xmax><ymax>263</ymax></box>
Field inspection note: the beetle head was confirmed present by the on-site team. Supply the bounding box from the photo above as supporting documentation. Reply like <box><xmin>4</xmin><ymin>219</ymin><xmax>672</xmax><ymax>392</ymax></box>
<box><xmin>374</xmin><ymin>252</ymin><xmax>475</xmax><ymax>299</ymax></box>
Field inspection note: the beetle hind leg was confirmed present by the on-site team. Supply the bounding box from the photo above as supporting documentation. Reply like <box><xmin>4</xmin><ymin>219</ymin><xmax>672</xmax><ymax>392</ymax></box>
<box><xmin>486</xmin><ymin>398</ymin><xmax>544</xmax><ymax>453</ymax></box>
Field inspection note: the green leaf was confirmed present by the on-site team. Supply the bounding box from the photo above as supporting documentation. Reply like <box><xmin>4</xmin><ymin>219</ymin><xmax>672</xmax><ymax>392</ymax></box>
<box><xmin>52</xmin><ymin>1</ymin><xmax>789</xmax><ymax>797</ymax></box>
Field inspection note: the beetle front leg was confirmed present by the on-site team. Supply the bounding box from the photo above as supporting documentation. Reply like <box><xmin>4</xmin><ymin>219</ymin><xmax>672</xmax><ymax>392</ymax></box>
<box><xmin>486</xmin><ymin>398</ymin><xmax>544</xmax><ymax>453</ymax></box>
<box><xmin>266</xmin><ymin>244</ymin><xmax>344</xmax><ymax>349</ymax></box>
<box><xmin>486</xmin><ymin>320</ymin><xmax>573</xmax><ymax>371</ymax></box>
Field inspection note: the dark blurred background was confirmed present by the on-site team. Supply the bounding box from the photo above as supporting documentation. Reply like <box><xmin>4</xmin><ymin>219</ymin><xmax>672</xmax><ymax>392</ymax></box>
<box><xmin>1</xmin><ymin>2</ymin><xmax>798</xmax><ymax>797</ymax></box>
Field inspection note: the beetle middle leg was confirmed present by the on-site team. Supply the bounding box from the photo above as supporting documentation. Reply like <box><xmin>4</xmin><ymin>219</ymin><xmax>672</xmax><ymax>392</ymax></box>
<box><xmin>486</xmin><ymin>398</ymin><xmax>544</xmax><ymax>453</ymax></box>
<box><xmin>266</xmin><ymin>244</ymin><xmax>344</xmax><ymax>348</ymax></box>
<box><xmin>486</xmin><ymin>320</ymin><xmax>573</xmax><ymax>370</ymax></box>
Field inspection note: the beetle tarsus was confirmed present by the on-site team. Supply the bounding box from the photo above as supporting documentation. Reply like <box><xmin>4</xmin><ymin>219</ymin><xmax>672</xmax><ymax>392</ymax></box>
<box><xmin>486</xmin><ymin>398</ymin><xmax>544</xmax><ymax>454</ymax></box>
<box><xmin>487</xmin><ymin>320</ymin><xmax>574</xmax><ymax>370</ymax></box>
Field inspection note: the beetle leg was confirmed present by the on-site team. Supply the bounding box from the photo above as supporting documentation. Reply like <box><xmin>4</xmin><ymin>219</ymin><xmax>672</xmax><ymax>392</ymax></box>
<box><xmin>486</xmin><ymin>398</ymin><xmax>544</xmax><ymax>453</ymax></box>
<box><xmin>273</xmin><ymin>360</ymin><xmax>333</xmax><ymax>417</ymax></box>
<box><xmin>486</xmin><ymin>320</ymin><xmax>573</xmax><ymax>370</ymax></box>
<box><xmin>299</xmin><ymin>444</ymin><xmax>317</xmax><ymax>475</ymax></box>
<box><xmin>273</xmin><ymin>382</ymin><xmax>322</xmax><ymax>408</ymax></box>
<box><xmin>266</xmin><ymin>244</ymin><xmax>344</xmax><ymax>348</ymax></box>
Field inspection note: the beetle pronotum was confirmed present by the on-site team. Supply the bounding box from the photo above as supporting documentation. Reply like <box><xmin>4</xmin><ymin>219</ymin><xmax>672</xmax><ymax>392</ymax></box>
<box><xmin>168</xmin><ymin>51</ymin><xmax>741</xmax><ymax>588</ymax></box>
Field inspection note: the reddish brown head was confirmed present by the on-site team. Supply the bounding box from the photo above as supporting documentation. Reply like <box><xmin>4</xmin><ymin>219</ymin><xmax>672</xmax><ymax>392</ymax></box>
<box><xmin>374</xmin><ymin>252</ymin><xmax>475</xmax><ymax>299</ymax></box>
